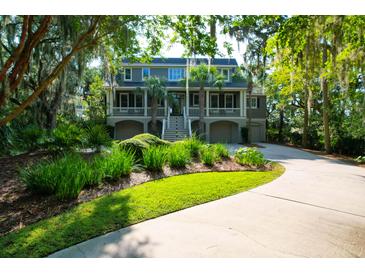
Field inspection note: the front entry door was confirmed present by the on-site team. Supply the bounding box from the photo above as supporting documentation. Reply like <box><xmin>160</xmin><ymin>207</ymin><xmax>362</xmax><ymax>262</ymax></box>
<box><xmin>171</xmin><ymin>93</ymin><xmax>185</xmax><ymax>116</ymax></box>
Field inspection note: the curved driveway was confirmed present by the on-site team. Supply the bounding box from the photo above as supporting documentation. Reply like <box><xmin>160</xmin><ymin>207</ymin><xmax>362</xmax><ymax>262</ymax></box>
<box><xmin>50</xmin><ymin>144</ymin><xmax>365</xmax><ymax>258</ymax></box>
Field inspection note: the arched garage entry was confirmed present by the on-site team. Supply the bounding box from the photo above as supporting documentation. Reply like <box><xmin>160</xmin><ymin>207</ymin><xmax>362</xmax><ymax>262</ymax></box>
<box><xmin>210</xmin><ymin>121</ymin><xmax>239</xmax><ymax>143</ymax></box>
<box><xmin>115</xmin><ymin>120</ymin><xmax>144</xmax><ymax>140</ymax></box>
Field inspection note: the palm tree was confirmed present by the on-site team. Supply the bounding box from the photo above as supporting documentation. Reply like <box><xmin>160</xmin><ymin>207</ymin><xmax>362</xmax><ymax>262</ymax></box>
<box><xmin>138</xmin><ymin>76</ymin><xmax>167</xmax><ymax>135</ymax></box>
<box><xmin>189</xmin><ymin>63</ymin><xmax>224</xmax><ymax>138</ymax></box>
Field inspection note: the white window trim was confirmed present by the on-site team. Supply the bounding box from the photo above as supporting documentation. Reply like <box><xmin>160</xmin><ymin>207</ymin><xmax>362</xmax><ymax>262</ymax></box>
<box><xmin>141</xmin><ymin>67</ymin><xmax>150</xmax><ymax>81</ymax></box>
<box><xmin>224</xmin><ymin>93</ymin><xmax>234</xmax><ymax>110</ymax></box>
<box><xmin>193</xmin><ymin>93</ymin><xmax>199</xmax><ymax>107</ymax></box>
<box><xmin>247</xmin><ymin>97</ymin><xmax>258</xmax><ymax>109</ymax></box>
<box><xmin>168</xmin><ymin>68</ymin><xmax>185</xmax><ymax>81</ymax></box>
<box><xmin>119</xmin><ymin>93</ymin><xmax>129</xmax><ymax>110</ymax></box>
<box><xmin>210</xmin><ymin>93</ymin><xmax>220</xmax><ymax>109</ymax></box>
<box><xmin>124</xmin><ymin>68</ymin><xmax>132</xmax><ymax>81</ymax></box>
<box><xmin>221</xmin><ymin>68</ymin><xmax>230</xmax><ymax>82</ymax></box>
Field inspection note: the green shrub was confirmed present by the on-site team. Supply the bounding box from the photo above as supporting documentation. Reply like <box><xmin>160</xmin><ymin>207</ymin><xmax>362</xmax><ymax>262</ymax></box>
<box><xmin>181</xmin><ymin>135</ymin><xmax>204</xmax><ymax>158</ymax></box>
<box><xmin>119</xmin><ymin>133</ymin><xmax>170</xmax><ymax>159</ymax></box>
<box><xmin>168</xmin><ymin>143</ymin><xmax>191</xmax><ymax>168</ymax></box>
<box><xmin>82</xmin><ymin>124</ymin><xmax>112</xmax><ymax>151</ymax></box>
<box><xmin>132</xmin><ymin>133</ymin><xmax>170</xmax><ymax>146</ymax></box>
<box><xmin>143</xmin><ymin>146</ymin><xmax>167</xmax><ymax>171</ymax></box>
<box><xmin>200</xmin><ymin>145</ymin><xmax>216</xmax><ymax>166</ymax></box>
<box><xmin>51</xmin><ymin>123</ymin><xmax>83</xmax><ymax>151</ymax></box>
<box><xmin>234</xmin><ymin>147</ymin><xmax>267</xmax><ymax>166</ymax></box>
<box><xmin>20</xmin><ymin>153</ymin><xmax>92</xmax><ymax>200</ymax></box>
<box><xmin>212</xmin><ymin>143</ymin><xmax>229</xmax><ymax>159</ymax></box>
<box><xmin>94</xmin><ymin>147</ymin><xmax>135</xmax><ymax>180</ymax></box>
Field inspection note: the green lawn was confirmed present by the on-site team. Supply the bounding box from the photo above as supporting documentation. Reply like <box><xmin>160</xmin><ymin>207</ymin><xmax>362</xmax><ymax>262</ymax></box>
<box><xmin>0</xmin><ymin>164</ymin><xmax>284</xmax><ymax>257</ymax></box>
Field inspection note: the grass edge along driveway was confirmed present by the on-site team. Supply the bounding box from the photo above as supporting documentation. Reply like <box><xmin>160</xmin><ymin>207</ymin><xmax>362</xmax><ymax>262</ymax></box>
<box><xmin>0</xmin><ymin>164</ymin><xmax>285</xmax><ymax>258</ymax></box>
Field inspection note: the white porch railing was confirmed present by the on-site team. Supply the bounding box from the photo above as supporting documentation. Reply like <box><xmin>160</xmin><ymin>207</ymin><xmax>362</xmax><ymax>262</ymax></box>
<box><xmin>113</xmin><ymin>107</ymin><xmax>144</xmax><ymax>116</ymax></box>
<box><xmin>209</xmin><ymin>108</ymin><xmax>240</xmax><ymax>117</ymax></box>
<box><xmin>188</xmin><ymin>107</ymin><xmax>240</xmax><ymax>117</ymax></box>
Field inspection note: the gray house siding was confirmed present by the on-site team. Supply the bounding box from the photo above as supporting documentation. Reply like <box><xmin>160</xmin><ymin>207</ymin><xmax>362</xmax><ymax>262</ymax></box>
<box><xmin>247</xmin><ymin>96</ymin><xmax>266</xmax><ymax>119</ymax></box>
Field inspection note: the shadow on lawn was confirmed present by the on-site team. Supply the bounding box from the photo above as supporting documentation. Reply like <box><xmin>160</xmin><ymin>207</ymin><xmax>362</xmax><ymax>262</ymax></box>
<box><xmin>2</xmin><ymin>192</ymin><xmax>152</xmax><ymax>258</ymax></box>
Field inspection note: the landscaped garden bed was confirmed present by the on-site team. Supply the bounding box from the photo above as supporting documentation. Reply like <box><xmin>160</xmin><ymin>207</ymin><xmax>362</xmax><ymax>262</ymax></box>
<box><xmin>0</xmin><ymin>133</ymin><xmax>284</xmax><ymax>257</ymax></box>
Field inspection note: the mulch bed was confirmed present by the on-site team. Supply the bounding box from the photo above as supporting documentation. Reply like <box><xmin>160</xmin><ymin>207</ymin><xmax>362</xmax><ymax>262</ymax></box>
<box><xmin>0</xmin><ymin>152</ymin><xmax>271</xmax><ymax>236</ymax></box>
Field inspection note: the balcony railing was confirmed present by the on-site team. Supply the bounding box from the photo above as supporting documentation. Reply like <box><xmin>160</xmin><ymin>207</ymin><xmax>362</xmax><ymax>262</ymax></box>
<box><xmin>147</xmin><ymin>107</ymin><xmax>165</xmax><ymax>116</ymax></box>
<box><xmin>112</xmin><ymin>107</ymin><xmax>240</xmax><ymax>117</ymax></box>
<box><xmin>189</xmin><ymin>107</ymin><xmax>240</xmax><ymax>117</ymax></box>
<box><xmin>113</xmin><ymin>107</ymin><xmax>144</xmax><ymax>116</ymax></box>
<box><xmin>209</xmin><ymin>108</ymin><xmax>240</xmax><ymax>117</ymax></box>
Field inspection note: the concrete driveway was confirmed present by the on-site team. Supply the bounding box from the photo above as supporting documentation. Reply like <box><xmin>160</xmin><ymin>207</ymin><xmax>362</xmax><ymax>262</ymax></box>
<box><xmin>50</xmin><ymin>144</ymin><xmax>365</xmax><ymax>258</ymax></box>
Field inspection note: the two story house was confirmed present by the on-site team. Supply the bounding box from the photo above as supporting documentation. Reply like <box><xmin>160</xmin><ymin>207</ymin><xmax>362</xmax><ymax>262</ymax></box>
<box><xmin>105</xmin><ymin>57</ymin><xmax>266</xmax><ymax>143</ymax></box>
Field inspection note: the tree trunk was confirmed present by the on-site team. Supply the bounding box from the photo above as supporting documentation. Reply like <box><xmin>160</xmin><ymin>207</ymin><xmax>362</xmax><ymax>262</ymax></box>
<box><xmin>278</xmin><ymin>108</ymin><xmax>284</xmax><ymax>143</ymax></box>
<box><xmin>198</xmin><ymin>85</ymin><xmax>205</xmax><ymax>137</ymax></box>
<box><xmin>247</xmin><ymin>79</ymin><xmax>253</xmax><ymax>144</ymax></box>
<box><xmin>321</xmin><ymin>43</ymin><xmax>331</xmax><ymax>153</ymax></box>
<box><xmin>151</xmin><ymin>97</ymin><xmax>158</xmax><ymax>135</ymax></box>
<box><xmin>302</xmin><ymin>41</ymin><xmax>310</xmax><ymax>148</ymax></box>
<box><xmin>0</xmin><ymin>17</ymin><xmax>100</xmax><ymax>127</ymax></box>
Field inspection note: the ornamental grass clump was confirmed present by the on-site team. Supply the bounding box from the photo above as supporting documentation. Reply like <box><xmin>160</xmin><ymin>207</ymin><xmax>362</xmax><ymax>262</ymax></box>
<box><xmin>234</xmin><ymin>147</ymin><xmax>267</xmax><ymax>166</ymax></box>
<box><xmin>167</xmin><ymin>143</ymin><xmax>191</xmax><ymax>168</ymax></box>
<box><xmin>20</xmin><ymin>153</ymin><xmax>93</xmax><ymax>200</ymax></box>
<box><xmin>200</xmin><ymin>145</ymin><xmax>217</xmax><ymax>166</ymax></box>
<box><xmin>142</xmin><ymin>145</ymin><xmax>167</xmax><ymax>171</ymax></box>
<box><xmin>93</xmin><ymin>147</ymin><xmax>135</xmax><ymax>181</ymax></box>
<box><xmin>182</xmin><ymin>135</ymin><xmax>204</xmax><ymax>158</ymax></box>
<box><xmin>211</xmin><ymin>143</ymin><xmax>230</xmax><ymax>160</ymax></box>
<box><xmin>82</xmin><ymin>124</ymin><xmax>112</xmax><ymax>152</ymax></box>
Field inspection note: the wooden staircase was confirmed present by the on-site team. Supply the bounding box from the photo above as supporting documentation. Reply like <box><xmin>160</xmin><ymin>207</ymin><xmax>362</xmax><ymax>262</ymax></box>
<box><xmin>163</xmin><ymin>116</ymin><xmax>189</xmax><ymax>141</ymax></box>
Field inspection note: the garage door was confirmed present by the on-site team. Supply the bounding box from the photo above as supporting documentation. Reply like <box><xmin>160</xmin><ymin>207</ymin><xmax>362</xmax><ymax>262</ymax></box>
<box><xmin>115</xmin><ymin>121</ymin><xmax>143</xmax><ymax>140</ymax></box>
<box><xmin>210</xmin><ymin>121</ymin><xmax>239</xmax><ymax>143</ymax></box>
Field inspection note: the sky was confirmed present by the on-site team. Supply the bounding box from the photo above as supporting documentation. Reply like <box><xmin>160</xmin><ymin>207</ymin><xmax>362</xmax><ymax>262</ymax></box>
<box><xmin>90</xmin><ymin>27</ymin><xmax>247</xmax><ymax>67</ymax></box>
<box><xmin>159</xmin><ymin>29</ymin><xmax>247</xmax><ymax>65</ymax></box>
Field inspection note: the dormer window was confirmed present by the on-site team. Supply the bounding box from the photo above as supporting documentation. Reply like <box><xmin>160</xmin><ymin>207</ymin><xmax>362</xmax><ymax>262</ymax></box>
<box><xmin>221</xmin><ymin>68</ymin><xmax>230</xmax><ymax>82</ymax></box>
<box><xmin>142</xmin><ymin>67</ymin><xmax>150</xmax><ymax>80</ymax></box>
<box><xmin>124</xmin><ymin>68</ymin><xmax>132</xmax><ymax>81</ymax></box>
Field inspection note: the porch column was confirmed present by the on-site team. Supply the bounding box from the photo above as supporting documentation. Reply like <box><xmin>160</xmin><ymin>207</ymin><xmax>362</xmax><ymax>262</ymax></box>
<box><xmin>240</xmin><ymin>90</ymin><xmax>244</xmax><ymax>117</ymax></box>
<box><xmin>144</xmin><ymin>89</ymin><xmax>147</xmax><ymax>117</ymax></box>
<box><xmin>110</xmin><ymin>87</ymin><xmax>115</xmax><ymax>115</ymax></box>
<box><xmin>206</xmin><ymin>90</ymin><xmax>209</xmax><ymax>117</ymax></box>
<box><xmin>186</xmin><ymin>58</ymin><xmax>189</xmax><ymax>117</ymax></box>
<box><xmin>243</xmin><ymin>90</ymin><xmax>247</xmax><ymax>117</ymax></box>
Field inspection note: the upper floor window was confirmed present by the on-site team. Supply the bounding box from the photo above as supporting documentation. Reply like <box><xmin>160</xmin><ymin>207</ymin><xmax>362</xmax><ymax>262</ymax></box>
<box><xmin>142</xmin><ymin>67</ymin><xmax>150</xmax><ymax>80</ymax></box>
<box><xmin>168</xmin><ymin>68</ymin><xmax>185</xmax><ymax>81</ymax></box>
<box><xmin>246</xmin><ymin>97</ymin><xmax>257</xmax><ymax>109</ymax></box>
<box><xmin>221</xmin><ymin>68</ymin><xmax>230</xmax><ymax>82</ymax></box>
<box><xmin>193</xmin><ymin>93</ymin><xmax>199</xmax><ymax>107</ymax></box>
<box><xmin>124</xmin><ymin>68</ymin><xmax>132</xmax><ymax>81</ymax></box>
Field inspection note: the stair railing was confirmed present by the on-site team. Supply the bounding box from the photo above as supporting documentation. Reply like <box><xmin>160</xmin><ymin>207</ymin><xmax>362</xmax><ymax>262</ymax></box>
<box><xmin>188</xmin><ymin>119</ymin><xmax>192</xmax><ymax>137</ymax></box>
<box><xmin>167</xmin><ymin>107</ymin><xmax>171</xmax><ymax>129</ymax></box>
<box><xmin>161</xmin><ymin>119</ymin><xmax>166</xmax><ymax>139</ymax></box>
<box><xmin>183</xmin><ymin>106</ymin><xmax>187</xmax><ymax>129</ymax></box>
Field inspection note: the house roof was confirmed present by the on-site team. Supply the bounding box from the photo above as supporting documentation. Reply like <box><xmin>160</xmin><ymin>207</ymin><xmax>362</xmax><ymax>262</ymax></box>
<box><xmin>122</xmin><ymin>57</ymin><xmax>238</xmax><ymax>66</ymax></box>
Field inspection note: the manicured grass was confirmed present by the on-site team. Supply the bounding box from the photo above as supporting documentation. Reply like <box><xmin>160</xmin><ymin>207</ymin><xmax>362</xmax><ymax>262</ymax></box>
<box><xmin>0</xmin><ymin>164</ymin><xmax>284</xmax><ymax>258</ymax></box>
